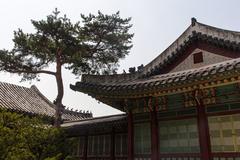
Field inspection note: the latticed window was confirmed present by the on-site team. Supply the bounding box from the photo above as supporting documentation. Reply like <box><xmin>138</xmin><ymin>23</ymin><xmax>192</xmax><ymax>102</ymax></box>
<box><xmin>115</xmin><ymin>133</ymin><xmax>128</xmax><ymax>156</ymax></box>
<box><xmin>209</xmin><ymin>114</ymin><xmax>240</xmax><ymax>152</ymax></box>
<box><xmin>70</xmin><ymin>136</ymin><xmax>85</xmax><ymax>157</ymax></box>
<box><xmin>134</xmin><ymin>123</ymin><xmax>151</xmax><ymax>154</ymax></box>
<box><xmin>159</xmin><ymin>118</ymin><xmax>200</xmax><ymax>153</ymax></box>
<box><xmin>87</xmin><ymin>135</ymin><xmax>110</xmax><ymax>156</ymax></box>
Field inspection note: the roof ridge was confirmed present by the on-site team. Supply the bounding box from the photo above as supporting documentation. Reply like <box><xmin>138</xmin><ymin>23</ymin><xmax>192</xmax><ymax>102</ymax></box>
<box><xmin>197</xmin><ymin>21</ymin><xmax>240</xmax><ymax>35</ymax></box>
<box><xmin>63</xmin><ymin>108</ymin><xmax>92</xmax><ymax>117</ymax></box>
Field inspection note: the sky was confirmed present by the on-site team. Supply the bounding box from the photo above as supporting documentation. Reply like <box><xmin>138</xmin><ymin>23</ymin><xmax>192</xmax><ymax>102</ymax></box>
<box><xmin>0</xmin><ymin>0</ymin><xmax>240</xmax><ymax>117</ymax></box>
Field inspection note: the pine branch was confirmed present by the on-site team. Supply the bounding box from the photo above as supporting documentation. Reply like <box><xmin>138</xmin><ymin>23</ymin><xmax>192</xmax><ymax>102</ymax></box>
<box><xmin>5</xmin><ymin>68</ymin><xmax>56</xmax><ymax>76</ymax></box>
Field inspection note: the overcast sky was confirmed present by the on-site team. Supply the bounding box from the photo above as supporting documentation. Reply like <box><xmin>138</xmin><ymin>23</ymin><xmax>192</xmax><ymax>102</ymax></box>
<box><xmin>0</xmin><ymin>0</ymin><xmax>239</xmax><ymax>117</ymax></box>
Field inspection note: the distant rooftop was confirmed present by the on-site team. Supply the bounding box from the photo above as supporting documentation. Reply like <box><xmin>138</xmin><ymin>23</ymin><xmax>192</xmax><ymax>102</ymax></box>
<box><xmin>0</xmin><ymin>82</ymin><xmax>92</xmax><ymax>121</ymax></box>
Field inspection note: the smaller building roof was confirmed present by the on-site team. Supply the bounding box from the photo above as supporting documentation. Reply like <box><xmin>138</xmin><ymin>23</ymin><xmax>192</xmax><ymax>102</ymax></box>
<box><xmin>62</xmin><ymin>114</ymin><xmax>127</xmax><ymax>135</ymax></box>
<box><xmin>62</xmin><ymin>114</ymin><xmax>126</xmax><ymax>128</ymax></box>
<box><xmin>0</xmin><ymin>82</ymin><xmax>91</xmax><ymax>121</ymax></box>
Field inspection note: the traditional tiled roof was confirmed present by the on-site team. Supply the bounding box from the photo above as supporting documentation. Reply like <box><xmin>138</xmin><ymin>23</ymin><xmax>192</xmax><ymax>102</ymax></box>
<box><xmin>62</xmin><ymin>114</ymin><xmax>127</xmax><ymax>136</ymax></box>
<box><xmin>62</xmin><ymin>114</ymin><xmax>126</xmax><ymax>128</ymax></box>
<box><xmin>62</xmin><ymin>109</ymin><xmax>92</xmax><ymax>121</ymax></box>
<box><xmin>71</xmin><ymin>58</ymin><xmax>240</xmax><ymax>98</ymax></box>
<box><xmin>0</xmin><ymin>82</ymin><xmax>91</xmax><ymax>121</ymax></box>
<box><xmin>71</xmin><ymin>18</ymin><xmax>240</xmax><ymax>99</ymax></box>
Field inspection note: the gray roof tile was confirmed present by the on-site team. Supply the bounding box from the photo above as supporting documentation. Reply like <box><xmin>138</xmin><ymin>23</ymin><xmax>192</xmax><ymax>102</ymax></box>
<box><xmin>0</xmin><ymin>82</ymin><xmax>91</xmax><ymax>121</ymax></box>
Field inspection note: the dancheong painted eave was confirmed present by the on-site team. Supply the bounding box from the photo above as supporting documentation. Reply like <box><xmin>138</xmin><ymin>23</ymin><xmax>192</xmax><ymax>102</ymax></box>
<box><xmin>71</xmin><ymin>58</ymin><xmax>240</xmax><ymax>98</ymax></box>
<box><xmin>70</xmin><ymin>18</ymin><xmax>240</xmax><ymax>99</ymax></box>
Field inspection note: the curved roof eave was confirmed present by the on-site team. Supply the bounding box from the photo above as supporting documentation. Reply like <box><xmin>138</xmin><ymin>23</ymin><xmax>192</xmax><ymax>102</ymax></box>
<box><xmin>72</xmin><ymin>57</ymin><xmax>240</xmax><ymax>98</ymax></box>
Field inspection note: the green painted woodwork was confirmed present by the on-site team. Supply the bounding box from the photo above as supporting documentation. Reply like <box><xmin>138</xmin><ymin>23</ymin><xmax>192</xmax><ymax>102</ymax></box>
<box><xmin>167</xmin><ymin>94</ymin><xmax>184</xmax><ymax>109</ymax></box>
<box><xmin>155</xmin><ymin>96</ymin><xmax>167</xmax><ymax>111</ymax></box>
<box><xmin>133</xmin><ymin>113</ymin><xmax>150</xmax><ymax>122</ymax></box>
<box><xmin>215</xmin><ymin>94</ymin><xmax>240</xmax><ymax>104</ymax></box>
<box><xmin>230</xmin><ymin>103</ymin><xmax>240</xmax><ymax>110</ymax></box>
<box><xmin>207</xmin><ymin>103</ymin><xmax>240</xmax><ymax>113</ymax></box>
<box><xmin>71</xmin><ymin>136</ymin><xmax>85</xmax><ymax>157</ymax></box>
<box><xmin>87</xmin><ymin>135</ymin><xmax>110</xmax><ymax>156</ymax></box>
<box><xmin>158</xmin><ymin>111</ymin><xmax>177</xmax><ymax>119</ymax></box>
<box><xmin>159</xmin><ymin>118</ymin><xmax>200</xmax><ymax>153</ymax></box>
<box><xmin>177</xmin><ymin>108</ymin><xmax>197</xmax><ymax>116</ymax></box>
<box><xmin>129</xmin><ymin>83</ymin><xmax>240</xmax><ymax>114</ymax></box>
<box><xmin>134</xmin><ymin>123</ymin><xmax>151</xmax><ymax>154</ymax></box>
<box><xmin>115</xmin><ymin>133</ymin><xmax>128</xmax><ymax>156</ymax></box>
<box><xmin>157</xmin><ymin>108</ymin><xmax>197</xmax><ymax>119</ymax></box>
<box><xmin>131</xmin><ymin>98</ymin><xmax>150</xmax><ymax>114</ymax></box>
<box><xmin>207</xmin><ymin>104</ymin><xmax>229</xmax><ymax>113</ymax></box>
<box><xmin>215</xmin><ymin>84</ymin><xmax>240</xmax><ymax>104</ymax></box>
<box><xmin>215</xmin><ymin>84</ymin><xmax>237</xmax><ymax>96</ymax></box>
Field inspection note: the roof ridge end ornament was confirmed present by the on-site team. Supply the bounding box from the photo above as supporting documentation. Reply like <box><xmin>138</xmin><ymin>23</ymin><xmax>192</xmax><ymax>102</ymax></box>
<box><xmin>191</xmin><ymin>17</ymin><xmax>197</xmax><ymax>27</ymax></box>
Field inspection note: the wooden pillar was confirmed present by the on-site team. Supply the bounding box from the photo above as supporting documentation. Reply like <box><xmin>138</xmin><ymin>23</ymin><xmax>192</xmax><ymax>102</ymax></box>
<box><xmin>128</xmin><ymin>111</ymin><xmax>134</xmax><ymax>160</ymax></box>
<box><xmin>83</xmin><ymin>135</ymin><xmax>88</xmax><ymax>160</ymax></box>
<box><xmin>195</xmin><ymin>90</ymin><xmax>211</xmax><ymax>160</ymax></box>
<box><xmin>150</xmin><ymin>109</ymin><xmax>159</xmax><ymax>160</ymax></box>
<box><xmin>110</xmin><ymin>127</ymin><xmax>115</xmax><ymax>160</ymax></box>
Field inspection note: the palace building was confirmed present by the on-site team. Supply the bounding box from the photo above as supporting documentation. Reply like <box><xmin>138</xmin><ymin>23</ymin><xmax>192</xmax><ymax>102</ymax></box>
<box><xmin>63</xmin><ymin>18</ymin><xmax>240</xmax><ymax>160</ymax></box>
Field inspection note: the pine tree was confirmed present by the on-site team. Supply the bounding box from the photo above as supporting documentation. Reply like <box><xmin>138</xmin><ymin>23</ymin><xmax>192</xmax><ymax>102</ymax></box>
<box><xmin>0</xmin><ymin>9</ymin><xmax>133</xmax><ymax>127</ymax></box>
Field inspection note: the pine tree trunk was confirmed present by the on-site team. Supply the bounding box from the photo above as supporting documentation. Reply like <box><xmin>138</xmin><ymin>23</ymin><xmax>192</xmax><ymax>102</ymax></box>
<box><xmin>54</xmin><ymin>53</ymin><xmax>64</xmax><ymax>127</ymax></box>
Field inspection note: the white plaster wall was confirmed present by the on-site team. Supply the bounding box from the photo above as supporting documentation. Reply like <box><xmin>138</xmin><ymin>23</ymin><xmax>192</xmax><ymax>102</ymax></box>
<box><xmin>170</xmin><ymin>48</ymin><xmax>232</xmax><ymax>73</ymax></box>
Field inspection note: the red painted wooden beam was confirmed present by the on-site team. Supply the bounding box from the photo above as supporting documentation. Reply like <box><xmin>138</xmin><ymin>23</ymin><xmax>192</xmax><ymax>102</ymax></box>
<box><xmin>195</xmin><ymin>90</ymin><xmax>212</xmax><ymax>160</ymax></box>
